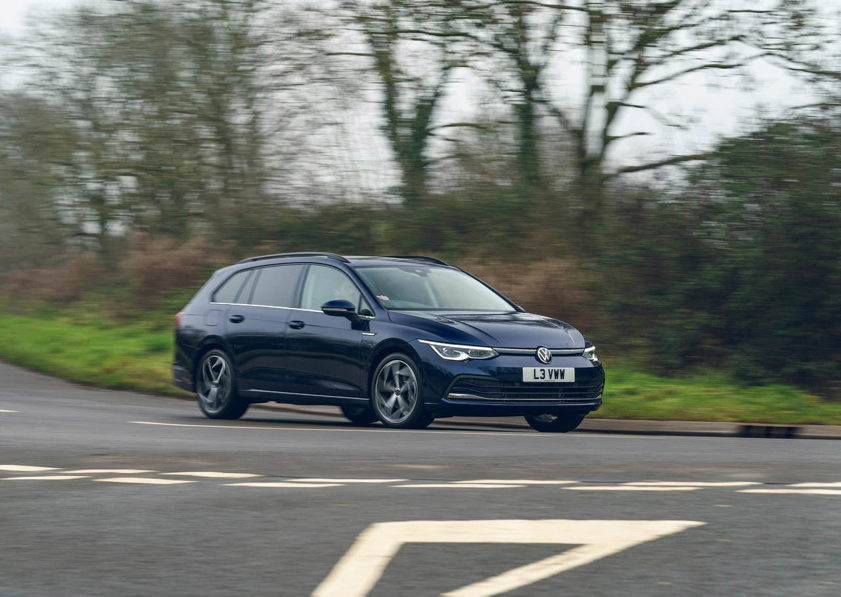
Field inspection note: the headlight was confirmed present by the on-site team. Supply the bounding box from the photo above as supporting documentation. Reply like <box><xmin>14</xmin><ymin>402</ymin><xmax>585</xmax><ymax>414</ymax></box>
<box><xmin>418</xmin><ymin>340</ymin><xmax>498</xmax><ymax>361</ymax></box>
<box><xmin>583</xmin><ymin>345</ymin><xmax>599</xmax><ymax>363</ymax></box>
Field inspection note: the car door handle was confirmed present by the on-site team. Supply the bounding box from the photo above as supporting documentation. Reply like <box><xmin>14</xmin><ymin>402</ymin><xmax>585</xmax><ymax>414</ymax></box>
<box><xmin>288</xmin><ymin>320</ymin><xmax>305</xmax><ymax>329</ymax></box>
<box><xmin>229</xmin><ymin>314</ymin><xmax>245</xmax><ymax>324</ymax></box>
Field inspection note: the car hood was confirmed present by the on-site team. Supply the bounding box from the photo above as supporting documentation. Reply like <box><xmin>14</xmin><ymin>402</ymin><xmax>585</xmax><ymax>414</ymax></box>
<box><xmin>390</xmin><ymin>311</ymin><xmax>585</xmax><ymax>349</ymax></box>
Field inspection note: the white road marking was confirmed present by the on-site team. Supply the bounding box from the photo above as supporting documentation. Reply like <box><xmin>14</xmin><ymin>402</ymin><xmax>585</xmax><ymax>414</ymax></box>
<box><xmin>66</xmin><ymin>469</ymin><xmax>155</xmax><ymax>474</ymax></box>
<box><xmin>625</xmin><ymin>481</ymin><xmax>760</xmax><ymax>487</ymax></box>
<box><xmin>162</xmin><ymin>471</ymin><xmax>260</xmax><ymax>479</ymax></box>
<box><xmin>289</xmin><ymin>478</ymin><xmax>406</xmax><ymax>484</ymax></box>
<box><xmin>790</xmin><ymin>482</ymin><xmax>841</xmax><ymax>488</ymax></box>
<box><xmin>565</xmin><ymin>486</ymin><xmax>699</xmax><ymax>492</ymax></box>
<box><xmin>95</xmin><ymin>477</ymin><xmax>195</xmax><ymax>485</ymax></box>
<box><xmin>129</xmin><ymin>420</ymin><xmax>651</xmax><ymax>438</ymax></box>
<box><xmin>0</xmin><ymin>465</ymin><xmax>59</xmax><ymax>472</ymax></box>
<box><xmin>454</xmin><ymin>479</ymin><xmax>575</xmax><ymax>485</ymax></box>
<box><xmin>393</xmin><ymin>483</ymin><xmax>526</xmax><ymax>489</ymax></box>
<box><xmin>740</xmin><ymin>488</ymin><xmax>841</xmax><ymax>496</ymax></box>
<box><xmin>313</xmin><ymin>519</ymin><xmax>705</xmax><ymax>597</ymax></box>
<box><xmin>0</xmin><ymin>409</ymin><xmax>18</xmax><ymax>413</ymax></box>
<box><xmin>226</xmin><ymin>482</ymin><xmax>341</xmax><ymax>488</ymax></box>
<box><xmin>132</xmin><ymin>420</ymin><xmax>528</xmax><ymax>437</ymax></box>
<box><xmin>3</xmin><ymin>475</ymin><xmax>89</xmax><ymax>481</ymax></box>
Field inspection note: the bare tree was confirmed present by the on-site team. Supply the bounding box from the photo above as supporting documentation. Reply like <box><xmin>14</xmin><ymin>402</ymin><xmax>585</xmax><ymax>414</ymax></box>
<box><xmin>332</xmin><ymin>0</ymin><xmax>474</xmax><ymax>208</ymax></box>
<box><xmin>440</xmin><ymin>1</ymin><xmax>816</xmax><ymax>229</ymax></box>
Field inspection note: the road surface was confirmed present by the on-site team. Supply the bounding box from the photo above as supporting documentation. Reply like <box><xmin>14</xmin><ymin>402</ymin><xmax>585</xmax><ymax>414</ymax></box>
<box><xmin>1</xmin><ymin>361</ymin><xmax>839</xmax><ymax>596</ymax></box>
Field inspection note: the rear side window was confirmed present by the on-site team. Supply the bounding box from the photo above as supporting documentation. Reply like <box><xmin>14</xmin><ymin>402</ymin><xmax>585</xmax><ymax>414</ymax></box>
<box><xmin>213</xmin><ymin>270</ymin><xmax>252</xmax><ymax>304</ymax></box>
<box><xmin>250</xmin><ymin>265</ymin><xmax>304</xmax><ymax>308</ymax></box>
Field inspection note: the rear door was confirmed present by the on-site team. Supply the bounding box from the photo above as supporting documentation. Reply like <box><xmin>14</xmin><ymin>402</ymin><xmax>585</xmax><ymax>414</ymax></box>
<box><xmin>225</xmin><ymin>264</ymin><xmax>304</xmax><ymax>393</ymax></box>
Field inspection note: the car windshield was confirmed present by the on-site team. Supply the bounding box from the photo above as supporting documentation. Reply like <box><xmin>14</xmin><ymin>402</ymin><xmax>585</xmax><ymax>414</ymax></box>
<box><xmin>354</xmin><ymin>265</ymin><xmax>515</xmax><ymax>311</ymax></box>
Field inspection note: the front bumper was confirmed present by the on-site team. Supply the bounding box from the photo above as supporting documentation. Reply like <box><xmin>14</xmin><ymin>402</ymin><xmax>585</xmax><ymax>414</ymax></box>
<box><xmin>416</xmin><ymin>346</ymin><xmax>605</xmax><ymax>417</ymax></box>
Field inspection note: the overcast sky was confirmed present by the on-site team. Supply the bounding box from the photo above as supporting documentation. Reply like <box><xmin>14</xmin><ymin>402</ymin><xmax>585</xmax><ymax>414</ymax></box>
<box><xmin>0</xmin><ymin>0</ymin><xmax>80</xmax><ymax>34</ymax></box>
<box><xmin>0</xmin><ymin>0</ymin><xmax>829</xmax><ymax>188</ymax></box>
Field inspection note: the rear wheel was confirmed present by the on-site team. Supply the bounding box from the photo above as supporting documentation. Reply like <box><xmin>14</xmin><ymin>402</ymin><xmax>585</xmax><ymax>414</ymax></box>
<box><xmin>196</xmin><ymin>349</ymin><xmax>249</xmax><ymax>419</ymax></box>
<box><xmin>525</xmin><ymin>412</ymin><xmax>584</xmax><ymax>433</ymax></box>
<box><xmin>371</xmin><ymin>354</ymin><xmax>433</xmax><ymax>429</ymax></box>
<box><xmin>340</xmin><ymin>405</ymin><xmax>378</xmax><ymax>426</ymax></box>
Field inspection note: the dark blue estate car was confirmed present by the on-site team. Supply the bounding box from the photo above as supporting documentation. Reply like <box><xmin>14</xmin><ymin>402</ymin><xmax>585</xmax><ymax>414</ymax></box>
<box><xmin>173</xmin><ymin>253</ymin><xmax>604</xmax><ymax>432</ymax></box>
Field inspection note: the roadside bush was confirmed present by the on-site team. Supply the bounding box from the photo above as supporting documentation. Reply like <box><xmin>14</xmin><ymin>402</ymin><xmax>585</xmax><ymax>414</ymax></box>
<box><xmin>0</xmin><ymin>253</ymin><xmax>107</xmax><ymax>306</ymax></box>
<box><xmin>597</xmin><ymin>115</ymin><xmax>841</xmax><ymax>397</ymax></box>
<box><xmin>120</xmin><ymin>235</ymin><xmax>229</xmax><ymax>308</ymax></box>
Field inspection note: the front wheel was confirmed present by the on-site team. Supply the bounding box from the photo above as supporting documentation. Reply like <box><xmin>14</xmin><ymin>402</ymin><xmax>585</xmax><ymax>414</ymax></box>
<box><xmin>525</xmin><ymin>412</ymin><xmax>584</xmax><ymax>433</ymax></box>
<box><xmin>196</xmin><ymin>349</ymin><xmax>249</xmax><ymax>420</ymax></box>
<box><xmin>371</xmin><ymin>354</ymin><xmax>433</xmax><ymax>429</ymax></box>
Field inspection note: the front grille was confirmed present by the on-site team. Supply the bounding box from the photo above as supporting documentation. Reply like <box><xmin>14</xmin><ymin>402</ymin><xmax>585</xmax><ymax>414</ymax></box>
<box><xmin>447</xmin><ymin>377</ymin><xmax>603</xmax><ymax>403</ymax></box>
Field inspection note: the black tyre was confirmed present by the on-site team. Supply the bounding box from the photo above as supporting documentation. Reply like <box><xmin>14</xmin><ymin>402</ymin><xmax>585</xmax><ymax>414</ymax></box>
<box><xmin>340</xmin><ymin>405</ymin><xmax>378</xmax><ymax>426</ymax></box>
<box><xmin>525</xmin><ymin>412</ymin><xmax>584</xmax><ymax>433</ymax></box>
<box><xmin>196</xmin><ymin>349</ymin><xmax>249</xmax><ymax>419</ymax></box>
<box><xmin>370</xmin><ymin>353</ymin><xmax>433</xmax><ymax>429</ymax></box>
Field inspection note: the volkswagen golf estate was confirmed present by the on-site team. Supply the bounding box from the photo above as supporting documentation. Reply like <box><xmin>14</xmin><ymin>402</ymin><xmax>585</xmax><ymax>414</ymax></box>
<box><xmin>173</xmin><ymin>253</ymin><xmax>604</xmax><ymax>432</ymax></box>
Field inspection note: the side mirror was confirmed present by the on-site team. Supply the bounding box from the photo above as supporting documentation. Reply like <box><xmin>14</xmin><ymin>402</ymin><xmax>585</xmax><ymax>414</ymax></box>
<box><xmin>321</xmin><ymin>299</ymin><xmax>359</xmax><ymax>321</ymax></box>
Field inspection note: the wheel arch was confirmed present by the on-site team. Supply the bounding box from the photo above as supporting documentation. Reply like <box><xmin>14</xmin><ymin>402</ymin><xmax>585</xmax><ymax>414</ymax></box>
<box><xmin>193</xmin><ymin>336</ymin><xmax>235</xmax><ymax>385</ymax></box>
<box><xmin>366</xmin><ymin>339</ymin><xmax>423</xmax><ymax>396</ymax></box>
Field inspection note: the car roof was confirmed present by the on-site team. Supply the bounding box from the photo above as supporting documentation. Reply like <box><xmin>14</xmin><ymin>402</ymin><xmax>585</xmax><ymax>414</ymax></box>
<box><xmin>235</xmin><ymin>253</ymin><xmax>451</xmax><ymax>268</ymax></box>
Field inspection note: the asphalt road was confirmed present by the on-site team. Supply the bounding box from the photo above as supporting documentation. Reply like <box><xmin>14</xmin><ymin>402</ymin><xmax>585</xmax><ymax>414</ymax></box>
<box><xmin>1</xmin><ymin>360</ymin><xmax>840</xmax><ymax>596</ymax></box>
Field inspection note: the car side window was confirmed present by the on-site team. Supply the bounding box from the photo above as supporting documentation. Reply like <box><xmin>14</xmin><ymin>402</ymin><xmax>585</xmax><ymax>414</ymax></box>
<box><xmin>250</xmin><ymin>265</ymin><xmax>304</xmax><ymax>308</ymax></box>
<box><xmin>213</xmin><ymin>270</ymin><xmax>252</xmax><ymax>304</ymax></box>
<box><xmin>300</xmin><ymin>265</ymin><xmax>364</xmax><ymax>311</ymax></box>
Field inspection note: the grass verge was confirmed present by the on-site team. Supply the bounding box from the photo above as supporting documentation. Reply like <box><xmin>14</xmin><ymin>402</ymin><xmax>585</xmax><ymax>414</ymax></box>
<box><xmin>1</xmin><ymin>311</ymin><xmax>839</xmax><ymax>425</ymax></box>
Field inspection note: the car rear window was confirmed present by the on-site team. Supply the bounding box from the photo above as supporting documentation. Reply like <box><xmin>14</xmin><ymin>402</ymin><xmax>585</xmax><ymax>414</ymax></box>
<box><xmin>212</xmin><ymin>270</ymin><xmax>252</xmax><ymax>304</ymax></box>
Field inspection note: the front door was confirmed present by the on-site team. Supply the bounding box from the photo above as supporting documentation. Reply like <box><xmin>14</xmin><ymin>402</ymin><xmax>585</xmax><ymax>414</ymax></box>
<box><xmin>283</xmin><ymin>265</ymin><xmax>368</xmax><ymax>399</ymax></box>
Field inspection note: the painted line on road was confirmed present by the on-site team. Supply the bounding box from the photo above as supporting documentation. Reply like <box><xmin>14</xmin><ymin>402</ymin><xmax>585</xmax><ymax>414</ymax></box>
<box><xmin>290</xmin><ymin>478</ymin><xmax>407</xmax><ymax>484</ymax></box>
<box><xmin>789</xmin><ymin>482</ymin><xmax>841</xmax><ymax>488</ymax></box>
<box><xmin>67</xmin><ymin>469</ymin><xmax>155</xmax><ymax>474</ymax></box>
<box><xmin>0</xmin><ymin>465</ymin><xmax>59</xmax><ymax>472</ymax></box>
<box><xmin>3</xmin><ymin>475</ymin><xmax>89</xmax><ymax>481</ymax></box>
<box><xmin>625</xmin><ymin>481</ymin><xmax>760</xmax><ymax>487</ymax></box>
<box><xmin>129</xmin><ymin>420</ymin><xmax>653</xmax><ymax>439</ymax></box>
<box><xmin>314</xmin><ymin>519</ymin><xmax>705</xmax><ymax>597</ymax></box>
<box><xmin>454</xmin><ymin>479</ymin><xmax>576</xmax><ymax>485</ymax></box>
<box><xmin>0</xmin><ymin>409</ymin><xmax>18</xmax><ymax>413</ymax></box>
<box><xmin>226</xmin><ymin>482</ymin><xmax>341</xmax><ymax>488</ymax></box>
<box><xmin>393</xmin><ymin>483</ymin><xmax>527</xmax><ymax>489</ymax></box>
<box><xmin>129</xmin><ymin>420</ymin><xmax>541</xmax><ymax>438</ymax></box>
<box><xmin>95</xmin><ymin>477</ymin><xmax>195</xmax><ymax>485</ymax></box>
<box><xmin>162</xmin><ymin>471</ymin><xmax>261</xmax><ymax>479</ymax></box>
<box><xmin>565</xmin><ymin>486</ymin><xmax>700</xmax><ymax>492</ymax></box>
<box><xmin>740</xmin><ymin>488</ymin><xmax>841</xmax><ymax>496</ymax></box>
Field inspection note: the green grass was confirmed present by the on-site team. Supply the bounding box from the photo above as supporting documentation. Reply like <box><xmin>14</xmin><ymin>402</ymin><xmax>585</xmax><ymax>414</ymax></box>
<box><xmin>0</xmin><ymin>312</ymin><xmax>187</xmax><ymax>397</ymax></box>
<box><xmin>1</xmin><ymin>310</ymin><xmax>839</xmax><ymax>425</ymax></box>
<box><xmin>597</xmin><ymin>365</ymin><xmax>841</xmax><ymax>424</ymax></box>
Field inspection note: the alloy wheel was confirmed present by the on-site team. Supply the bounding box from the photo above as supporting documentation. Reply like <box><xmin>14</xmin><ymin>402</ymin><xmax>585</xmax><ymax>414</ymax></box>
<box><xmin>198</xmin><ymin>353</ymin><xmax>232</xmax><ymax>415</ymax></box>
<box><xmin>373</xmin><ymin>359</ymin><xmax>419</xmax><ymax>425</ymax></box>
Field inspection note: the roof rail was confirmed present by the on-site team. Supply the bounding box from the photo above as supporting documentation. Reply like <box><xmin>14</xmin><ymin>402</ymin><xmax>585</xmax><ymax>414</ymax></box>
<box><xmin>239</xmin><ymin>252</ymin><xmax>350</xmax><ymax>264</ymax></box>
<box><xmin>384</xmin><ymin>255</ymin><xmax>449</xmax><ymax>266</ymax></box>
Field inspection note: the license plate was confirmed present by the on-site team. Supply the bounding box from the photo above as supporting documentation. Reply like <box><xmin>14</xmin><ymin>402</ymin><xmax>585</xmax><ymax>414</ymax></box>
<box><xmin>522</xmin><ymin>367</ymin><xmax>575</xmax><ymax>383</ymax></box>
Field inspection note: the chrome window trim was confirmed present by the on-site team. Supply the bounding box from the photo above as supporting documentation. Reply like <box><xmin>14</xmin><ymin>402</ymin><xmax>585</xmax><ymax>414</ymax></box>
<box><xmin>210</xmin><ymin>301</ymin><xmax>376</xmax><ymax>319</ymax></box>
<box><xmin>211</xmin><ymin>301</ymin><xmax>320</xmax><ymax>312</ymax></box>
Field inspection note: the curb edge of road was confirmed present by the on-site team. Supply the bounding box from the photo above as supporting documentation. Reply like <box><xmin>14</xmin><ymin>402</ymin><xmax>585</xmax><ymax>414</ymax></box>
<box><xmin>255</xmin><ymin>403</ymin><xmax>841</xmax><ymax>440</ymax></box>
